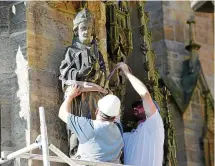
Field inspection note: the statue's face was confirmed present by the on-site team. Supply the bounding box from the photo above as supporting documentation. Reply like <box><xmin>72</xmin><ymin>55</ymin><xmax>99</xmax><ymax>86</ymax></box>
<box><xmin>78</xmin><ymin>21</ymin><xmax>93</xmax><ymax>45</ymax></box>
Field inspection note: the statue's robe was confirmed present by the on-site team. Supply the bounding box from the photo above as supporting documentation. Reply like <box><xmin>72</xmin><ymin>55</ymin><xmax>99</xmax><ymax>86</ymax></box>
<box><xmin>59</xmin><ymin>39</ymin><xmax>107</xmax><ymax>156</ymax></box>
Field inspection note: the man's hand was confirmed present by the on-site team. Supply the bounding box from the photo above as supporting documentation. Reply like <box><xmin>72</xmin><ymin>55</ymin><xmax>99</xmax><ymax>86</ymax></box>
<box><xmin>65</xmin><ymin>84</ymin><xmax>81</xmax><ymax>101</ymax></box>
<box><xmin>119</xmin><ymin>62</ymin><xmax>130</xmax><ymax>75</ymax></box>
<box><xmin>59</xmin><ymin>84</ymin><xmax>81</xmax><ymax>123</ymax></box>
<box><xmin>118</xmin><ymin>62</ymin><xmax>156</xmax><ymax>117</ymax></box>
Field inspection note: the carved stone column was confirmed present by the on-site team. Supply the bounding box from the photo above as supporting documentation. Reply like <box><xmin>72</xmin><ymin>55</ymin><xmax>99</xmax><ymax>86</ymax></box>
<box><xmin>105</xmin><ymin>1</ymin><xmax>133</xmax><ymax>112</ymax></box>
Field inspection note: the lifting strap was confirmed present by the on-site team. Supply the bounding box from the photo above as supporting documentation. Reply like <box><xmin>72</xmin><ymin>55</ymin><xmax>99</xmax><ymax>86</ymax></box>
<box><xmin>64</xmin><ymin>62</ymin><xmax>132</xmax><ymax>94</ymax></box>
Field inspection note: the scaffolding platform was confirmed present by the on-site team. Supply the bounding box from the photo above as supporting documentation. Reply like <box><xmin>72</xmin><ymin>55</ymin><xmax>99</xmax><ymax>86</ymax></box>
<box><xmin>0</xmin><ymin>107</ymin><xmax>128</xmax><ymax>166</ymax></box>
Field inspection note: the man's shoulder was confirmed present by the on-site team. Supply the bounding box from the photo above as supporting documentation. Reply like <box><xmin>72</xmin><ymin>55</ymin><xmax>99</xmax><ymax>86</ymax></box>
<box><xmin>146</xmin><ymin>109</ymin><xmax>162</xmax><ymax>121</ymax></box>
<box><xmin>68</xmin><ymin>113</ymin><xmax>93</xmax><ymax>127</ymax></box>
<box><xmin>141</xmin><ymin>111</ymin><xmax>164</xmax><ymax>132</ymax></box>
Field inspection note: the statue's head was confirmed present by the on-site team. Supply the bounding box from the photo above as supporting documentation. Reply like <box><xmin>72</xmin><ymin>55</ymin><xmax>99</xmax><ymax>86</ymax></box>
<box><xmin>73</xmin><ymin>8</ymin><xmax>95</xmax><ymax>45</ymax></box>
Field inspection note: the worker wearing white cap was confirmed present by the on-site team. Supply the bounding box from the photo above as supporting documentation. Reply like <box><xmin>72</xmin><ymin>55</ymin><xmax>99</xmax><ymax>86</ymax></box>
<box><xmin>58</xmin><ymin>84</ymin><xmax>124</xmax><ymax>163</ymax></box>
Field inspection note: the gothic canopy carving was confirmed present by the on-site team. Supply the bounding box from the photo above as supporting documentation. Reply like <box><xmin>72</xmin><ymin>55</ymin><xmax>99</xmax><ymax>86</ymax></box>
<box><xmin>47</xmin><ymin>1</ymin><xmax>85</xmax><ymax>14</ymax></box>
<box><xmin>106</xmin><ymin>2</ymin><xmax>133</xmax><ymax>63</ymax></box>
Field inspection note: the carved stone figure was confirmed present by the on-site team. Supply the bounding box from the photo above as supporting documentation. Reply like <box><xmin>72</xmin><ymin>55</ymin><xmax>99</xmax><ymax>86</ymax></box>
<box><xmin>59</xmin><ymin>8</ymin><xmax>107</xmax><ymax>156</ymax></box>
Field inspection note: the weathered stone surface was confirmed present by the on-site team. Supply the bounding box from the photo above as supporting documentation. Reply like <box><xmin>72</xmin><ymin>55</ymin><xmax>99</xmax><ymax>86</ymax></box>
<box><xmin>27</xmin><ymin>2</ymin><xmax>74</xmax><ymax>45</ymax></box>
<box><xmin>9</xmin><ymin>32</ymin><xmax>26</xmax><ymax>51</ymax></box>
<box><xmin>166</xmin><ymin>50</ymin><xmax>185</xmax><ymax>77</ymax></box>
<box><xmin>9</xmin><ymin>2</ymin><xmax>26</xmax><ymax>25</ymax></box>
<box><xmin>1</xmin><ymin>104</ymin><xmax>12</xmax><ymax>147</ymax></box>
<box><xmin>0</xmin><ymin>3</ymin><xmax>28</xmax><ymax>166</ymax></box>
<box><xmin>0</xmin><ymin>6</ymin><xmax>8</xmax><ymax>27</ymax></box>
<box><xmin>8</xmin><ymin>2</ymin><xmax>26</xmax><ymax>35</ymax></box>
<box><xmin>0</xmin><ymin>1</ymin><xmax>15</xmax><ymax>6</ymax></box>
<box><xmin>151</xmin><ymin>40</ymin><xmax>166</xmax><ymax>71</ymax></box>
<box><xmin>0</xmin><ymin>1</ymin><xmax>213</xmax><ymax>166</ymax></box>
<box><xmin>146</xmin><ymin>1</ymin><xmax>214</xmax><ymax>165</ymax></box>
<box><xmin>26</xmin><ymin>2</ymin><xmax>109</xmax><ymax>165</ymax></box>
<box><xmin>182</xmin><ymin>91</ymin><xmax>205</xmax><ymax>165</ymax></box>
<box><xmin>150</xmin><ymin>27</ymin><xmax>164</xmax><ymax>42</ymax></box>
<box><xmin>170</xmin><ymin>102</ymin><xmax>187</xmax><ymax>164</ymax></box>
<box><xmin>186</xmin><ymin>149</ymin><xmax>205</xmax><ymax>165</ymax></box>
<box><xmin>0</xmin><ymin>19</ymin><xmax>13</xmax><ymax>158</ymax></box>
<box><xmin>145</xmin><ymin>1</ymin><xmax>162</xmax><ymax>12</ymax></box>
<box><xmin>146</xmin><ymin>8</ymin><xmax>163</xmax><ymax>28</ymax></box>
<box><xmin>10</xmin><ymin>21</ymin><xmax>26</xmax><ymax>34</ymax></box>
<box><xmin>164</xmin><ymin>25</ymin><xmax>174</xmax><ymax>40</ymax></box>
<box><xmin>0</xmin><ymin>37</ymin><xmax>14</xmax><ymax>73</ymax></box>
<box><xmin>194</xmin><ymin>12</ymin><xmax>214</xmax><ymax>97</ymax></box>
<box><xmin>174</xmin><ymin>23</ymin><xmax>186</xmax><ymax>43</ymax></box>
<box><xmin>165</xmin><ymin>40</ymin><xmax>189</xmax><ymax>55</ymax></box>
<box><xmin>27</xmin><ymin>35</ymin><xmax>66</xmax><ymax>71</ymax></box>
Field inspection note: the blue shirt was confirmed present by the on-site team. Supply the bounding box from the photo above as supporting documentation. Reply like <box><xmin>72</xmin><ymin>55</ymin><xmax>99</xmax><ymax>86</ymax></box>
<box><xmin>67</xmin><ymin>114</ymin><xmax>124</xmax><ymax>162</ymax></box>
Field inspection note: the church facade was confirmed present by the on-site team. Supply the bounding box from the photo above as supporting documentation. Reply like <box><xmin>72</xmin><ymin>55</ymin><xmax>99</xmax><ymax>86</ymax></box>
<box><xmin>0</xmin><ymin>1</ymin><xmax>214</xmax><ymax>166</ymax></box>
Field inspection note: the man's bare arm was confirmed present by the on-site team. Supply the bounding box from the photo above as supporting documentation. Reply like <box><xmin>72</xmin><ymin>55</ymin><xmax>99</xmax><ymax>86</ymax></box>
<box><xmin>59</xmin><ymin>84</ymin><xmax>81</xmax><ymax>123</ymax></box>
<box><xmin>120</xmin><ymin>63</ymin><xmax>157</xmax><ymax>118</ymax></box>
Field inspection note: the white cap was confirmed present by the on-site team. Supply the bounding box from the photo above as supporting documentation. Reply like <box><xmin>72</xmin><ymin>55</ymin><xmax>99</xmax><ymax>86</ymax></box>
<box><xmin>98</xmin><ymin>94</ymin><xmax>121</xmax><ymax>117</ymax></box>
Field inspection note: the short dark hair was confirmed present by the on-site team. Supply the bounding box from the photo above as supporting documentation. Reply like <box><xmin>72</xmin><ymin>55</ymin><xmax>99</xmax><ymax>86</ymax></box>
<box><xmin>132</xmin><ymin>99</ymin><xmax>160</xmax><ymax>112</ymax></box>
<box><xmin>132</xmin><ymin>100</ymin><xmax>142</xmax><ymax>108</ymax></box>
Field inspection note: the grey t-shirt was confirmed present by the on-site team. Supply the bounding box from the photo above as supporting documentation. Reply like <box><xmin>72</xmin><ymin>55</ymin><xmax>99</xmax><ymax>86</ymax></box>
<box><xmin>67</xmin><ymin>114</ymin><xmax>124</xmax><ymax>162</ymax></box>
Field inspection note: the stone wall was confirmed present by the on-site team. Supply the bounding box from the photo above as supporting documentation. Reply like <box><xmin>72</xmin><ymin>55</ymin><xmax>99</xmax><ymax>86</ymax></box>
<box><xmin>0</xmin><ymin>1</ymin><xmax>13</xmax><ymax>154</ymax></box>
<box><xmin>145</xmin><ymin>1</ymin><xmax>214</xmax><ymax>166</ymax></box>
<box><xmin>144</xmin><ymin>1</ymin><xmax>164</xmax><ymax>71</ymax></box>
<box><xmin>88</xmin><ymin>1</ymin><xmax>109</xmax><ymax>73</ymax></box>
<box><xmin>0</xmin><ymin>1</ymin><xmax>29</xmax><ymax>165</ymax></box>
<box><xmin>26</xmin><ymin>1</ymin><xmax>74</xmax><ymax>165</ymax></box>
<box><xmin>195</xmin><ymin>11</ymin><xmax>214</xmax><ymax>97</ymax></box>
<box><xmin>1</xmin><ymin>1</ymin><xmax>108</xmax><ymax>165</ymax></box>
<box><xmin>26</xmin><ymin>1</ymin><xmax>108</xmax><ymax>165</ymax></box>
<box><xmin>1</xmin><ymin>1</ymin><xmax>213</xmax><ymax>166</ymax></box>
<box><xmin>183</xmin><ymin>88</ymin><xmax>205</xmax><ymax>166</ymax></box>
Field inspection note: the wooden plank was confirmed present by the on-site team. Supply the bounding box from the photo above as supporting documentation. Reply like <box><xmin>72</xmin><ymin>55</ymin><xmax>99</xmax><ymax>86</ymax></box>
<box><xmin>1</xmin><ymin>146</ymin><xmax>130</xmax><ymax>166</ymax></box>
<box><xmin>49</xmin><ymin>144</ymin><xmax>77</xmax><ymax>166</ymax></box>
<box><xmin>49</xmin><ymin>144</ymin><xmax>128</xmax><ymax>166</ymax></box>
<box><xmin>1</xmin><ymin>151</ymin><xmax>65</xmax><ymax>163</ymax></box>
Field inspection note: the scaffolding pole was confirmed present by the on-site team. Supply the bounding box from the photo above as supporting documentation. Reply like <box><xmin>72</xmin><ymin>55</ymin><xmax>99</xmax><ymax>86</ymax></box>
<box><xmin>39</xmin><ymin>107</ymin><xmax>50</xmax><ymax>166</ymax></box>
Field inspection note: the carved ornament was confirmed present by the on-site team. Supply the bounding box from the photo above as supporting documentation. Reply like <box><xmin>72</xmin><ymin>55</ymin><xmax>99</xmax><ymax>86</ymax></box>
<box><xmin>106</xmin><ymin>2</ymin><xmax>133</xmax><ymax>63</ymax></box>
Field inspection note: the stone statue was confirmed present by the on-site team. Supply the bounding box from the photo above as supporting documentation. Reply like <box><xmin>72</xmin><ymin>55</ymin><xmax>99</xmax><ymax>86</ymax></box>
<box><xmin>59</xmin><ymin>8</ymin><xmax>107</xmax><ymax>156</ymax></box>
